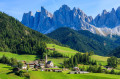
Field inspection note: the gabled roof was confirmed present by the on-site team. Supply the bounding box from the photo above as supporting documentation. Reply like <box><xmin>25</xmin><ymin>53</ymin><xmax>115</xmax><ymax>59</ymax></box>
<box><xmin>74</xmin><ymin>67</ymin><xmax>79</xmax><ymax>69</ymax></box>
<box><xmin>47</xmin><ymin>61</ymin><xmax>52</xmax><ymax>64</ymax></box>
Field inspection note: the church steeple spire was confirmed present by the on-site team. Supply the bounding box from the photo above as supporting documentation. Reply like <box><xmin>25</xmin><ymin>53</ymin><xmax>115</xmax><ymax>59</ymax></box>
<box><xmin>45</xmin><ymin>54</ymin><xmax>47</xmax><ymax>63</ymax></box>
<box><xmin>45</xmin><ymin>54</ymin><xmax>48</xmax><ymax>68</ymax></box>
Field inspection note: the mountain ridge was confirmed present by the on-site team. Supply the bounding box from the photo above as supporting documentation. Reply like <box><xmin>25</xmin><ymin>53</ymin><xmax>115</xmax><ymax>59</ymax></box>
<box><xmin>21</xmin><ymin>5</ymin><xmax>120</xmax><ymax>36</ymax></box>
<box><xmin>21</xmin><ymin>5</ymin><xmax>94</xmax><ymax>34</ymax></box>
<box><xmin>47</xmin><ymin>27</ymin><xmax>120</xmax><ymax>55</ymax></box>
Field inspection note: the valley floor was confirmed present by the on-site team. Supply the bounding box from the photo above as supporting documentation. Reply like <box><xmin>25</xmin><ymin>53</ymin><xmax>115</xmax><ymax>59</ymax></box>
<box><xmin>0</xmin><ymin>45</ymin><xmax>120</xmax><ymax>79</ymax></box>
<box><xmin>30</xmin><ymin>71</ymin><xmax>120</xmax><ymax>79</ymax></box>
<box><xmin>1</xmin><ymin>63</ymin><xmax>120</xmax><ymax>79</ymax></box>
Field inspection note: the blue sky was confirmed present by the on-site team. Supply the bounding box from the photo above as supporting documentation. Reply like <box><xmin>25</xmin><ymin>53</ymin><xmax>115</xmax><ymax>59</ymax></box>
<box><xmin>0</xmin><ymin>0</ymin><xmax>120</xmax><ymax>21</ymax></box>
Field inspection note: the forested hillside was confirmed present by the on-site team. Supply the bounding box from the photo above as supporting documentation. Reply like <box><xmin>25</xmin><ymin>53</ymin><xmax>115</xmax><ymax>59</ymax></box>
<box><xmin>0</xmin><ymin>12</ymin><xmax>60</xmax><ymax>55</ymax></box>
<box><xmin>47</xmin><ymin>27</ymin><xmax>120</xmax><ymax>55</ymax></box>
<box><xmin>109</xmin><ymin>46</ymin><xmax>120</xmax><ymax>58</ymax></box>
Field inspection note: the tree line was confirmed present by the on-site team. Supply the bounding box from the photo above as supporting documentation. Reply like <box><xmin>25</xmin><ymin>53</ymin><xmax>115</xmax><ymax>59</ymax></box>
<box><xmin>47</xmin><ymin>50</ymin><xmax>69</xmax><ymax>58</ymax></box>
<box><xmin>63</xmin><ymin>52</ymin><xmax>96</xmax><ymax>68</ymax></box>
<box><xmin>107</xmin><ymin>56</ymin><xmax>117</xmax><ymax>68</ymax></box>
<box><xmin>0</xmin><ymin>55</ymin><xmax>23</xmax><ymax>68</ymax></box>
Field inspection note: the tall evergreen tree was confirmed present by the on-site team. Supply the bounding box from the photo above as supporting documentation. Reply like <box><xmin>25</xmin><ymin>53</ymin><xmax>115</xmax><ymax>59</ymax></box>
<box><xmin>97</xmin><ymin>66</ymin><xmax>102</xmax><ymax>73</ymax></box>
<box><xmin>107</xmin><ymin>56</ymin><xmax>117</xmax><ymax>68</ymax></box>
<box><xmin>74</xmin><ymin>56</ymin><xmax>78</xmax><ymax>66</ymax></box>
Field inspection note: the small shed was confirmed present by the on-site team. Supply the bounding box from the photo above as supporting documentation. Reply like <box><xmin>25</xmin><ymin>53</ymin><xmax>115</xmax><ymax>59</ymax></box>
<box><xmin>73</xmin><ymin>67</ymin><xmax>80</xmax><ymax>71</ymax></box>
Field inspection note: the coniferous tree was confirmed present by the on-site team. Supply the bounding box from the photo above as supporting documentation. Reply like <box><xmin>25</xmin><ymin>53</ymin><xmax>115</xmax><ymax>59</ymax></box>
<box><xmin>27</xmin><ymin>64</ymin><xmax>29</xmax><ymax>71</ymax></box>
<box><xmin>71</xmin><ymin>56</ymin><xmax>74</xmax><ymax>67</ymax></box>
<box><xmin>74</xmin><ymin>56</ymin><xmax>78</xmax><ymax>66</ymax></box>
<box><xmin>17</xmin><ymin>62</ymin><xmax>23</xmax><ymax>69</ymax></box>
<box><xmin>110</xmin><ymin>69</ymin><xmax>115</xmax><ymax>74</ymax></box>
<box><xmin>0</xmin><ymin>55</ymin><xmax>6</xmax><ymax>63</ymax></box>
<box><xmin>107</xmin><ymin>56</ymin><xmax>117</xmax><ymax>68</ymax></box>
<box><xmin>10</xmin><ymin>58</ymin><xmax>18</xmax><ymax>67</ymax></box>
<box><xmin>97</xmin><ymin>66</ymin><xmax>102</xmax><ymax>73</ymax></box>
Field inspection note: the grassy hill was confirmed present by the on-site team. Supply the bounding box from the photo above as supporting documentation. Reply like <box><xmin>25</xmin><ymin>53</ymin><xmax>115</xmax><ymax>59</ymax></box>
<box><xmin>47</xmin><ymin>44</ymin><xmax>78</xmax><ymax>57</ymax></box>
<box><xmin>47</xmin><ymin>27</ymin><xmax>119</xmax><ymax>55</ymax></box>
<box><xmin>0</xmin><ymin>64</ymin><xmax>24</xmax><ymax>79</ymax></box>
<box><xmin>1</xmin><ymin>63</ymin><xmax>120</xmax><ymax>79</ymax></box>
<box><xmin>0</xmin><ymin>12</ymin><xmax>60</xmax><ymax>55</ymax></box>
<box><xmin>91</xmin><ymin>55</ymin><xmax>109</xmax><ymax>65</ymax></box>
<box><xmin>30</xmin><ymin>71</ymin><xmax>120</xmax><ymax>79</ymax></box>
<box><xmin>0</xmin><ymin>52</ymin><xmax>37</xmax><ymax>62</ymax></box>
<box><xmin>1</xmin><ymin>44</ymin><xmax>120</xmax><ymax>79</ymax></box>
<box><xmin>0</xmin><ymin>44</ymin><xmax>77</xmax><ymax>65</ymax></box>
<box><xmin>0</xmin><ymin>44</ymin><xmax>110</xmax><ymax>66</ymax></box>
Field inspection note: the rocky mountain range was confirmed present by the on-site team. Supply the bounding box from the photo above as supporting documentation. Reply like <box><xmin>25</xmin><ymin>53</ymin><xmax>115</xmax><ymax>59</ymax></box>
<box><xmin>21</xmin><ymin>5</ymin><xmax>120</xmax><ymax>36</ymax></box>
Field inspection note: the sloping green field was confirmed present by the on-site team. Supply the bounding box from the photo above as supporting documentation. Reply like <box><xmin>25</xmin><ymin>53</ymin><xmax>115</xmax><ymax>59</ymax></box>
<box><xmin>47</xmin><ymin>44</ymin><xmax>78</xmax><ymax>57</ymax></box>
<box><xmin>0</xmin><ymin>52</ymin><xmax>37</xmax><ymax>62</ymax></box>
<box><xmin>0</xmin><ymin>44</ymin><xmax>110</xmax><ymax>66</ymax></box>
<box><xmin>91</xmin><ymin>55</ymin><xmax>109</xmax><ymax>65</ymax></box>
<box><xmin>48</xmin><ymin>57</ymin><xmax>67</xmax><ymax>66</ymax></box>
<box><xmin>1</xmin><ymin>63</ymin><xmax>120</xmax><ymax>79</ymax></box>
<box><xmin>0</xmin><ymin>43</ymin><xmax>120</xmax><ymax>79</ymax></box>
<box><xmin>30</xmin><ymin>71</ymin><xmax>120</xmax><ymax>79</ymax></box>
<box><xmin>0</xmin><ymin>64</ymin><xmax>25</xmax><ymax>79</ymax></box>
<box><xmin>0</xmin><ymin>52</ymin><xmax>109</xmax><ymax>66</ymax></box>
<box><xmin>0</xmin><ymin>44</ymin><xmax>78</xmax><ymax>63</ymax></box>
<box><xmin>47</xmin><ymin>44</ymin><xmax>110</xmax><ymax>66</ymax></box>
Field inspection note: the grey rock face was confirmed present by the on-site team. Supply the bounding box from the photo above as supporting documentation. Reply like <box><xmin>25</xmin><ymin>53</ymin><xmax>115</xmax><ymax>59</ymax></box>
<box><xmin>21</xmin><ymin>5</ymin><xmax>93</xmax><ymax>34</ymax></box>
<box><xmin>53</xmin><ymin>5</ymin><xmax>72</xmax><ymax>28</ymax></box>
<box><xmin>116</xmin><ymin>7</ymin><xmax>120</xmax><ymax>19</ymax></box>
<box><xmin>53</xmin><ymin>5</ymin><xmax>93</xmax><ymax>30</ymax></box>
<box><xmin>34</xmin><ymin>11</ymin><xmax>41</xmax><ymax>29</ymax></box>
<box><xmin>37</xmin><ymin>7</ymin><xmax>53</xmax><ymax>33</ymax></box>
<box><xmin>22</xmin><ymin>11</ymin><xmax>34</xmax><ymax>28</ymax></box>
<box><xmin>22</xmin><ymin>7</ymin><xmax>53</xmax><ymax>33</ymax></box>
<box><xmin>94</xmin><ymin>8</ymin><xmax>120</xmax><ymax>28</ymax></box>
<box><xmin>21</xmin><ymin>5</ymin><xmax>120</xmax><ymax>36</ymax></box>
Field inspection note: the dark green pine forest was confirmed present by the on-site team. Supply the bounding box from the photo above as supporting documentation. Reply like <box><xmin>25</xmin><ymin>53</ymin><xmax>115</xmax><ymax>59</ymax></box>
<box><xmin>47</xmin><ymin>27</ymin><xmax>120</xmax><ymax>56</ymax></box>
<box><xmin>0</xmin><ymin>12</ymin><xmax>60</xmax><ymax>55</ymax></box>
<box><xmin>109</xmin><ymin>46</ymin><xmax>120</xmax><ymax>58</ymax></box>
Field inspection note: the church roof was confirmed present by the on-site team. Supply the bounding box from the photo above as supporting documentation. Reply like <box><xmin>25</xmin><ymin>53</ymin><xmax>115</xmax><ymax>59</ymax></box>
<box><xmin>47</xmin><ymin>61</ymin><xmax>52</xmax><ymax>64</ymax></box>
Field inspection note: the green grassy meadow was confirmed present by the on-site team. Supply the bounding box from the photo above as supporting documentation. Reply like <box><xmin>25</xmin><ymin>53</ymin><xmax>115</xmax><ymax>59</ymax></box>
<box><xmin>47</xmin><ymin>44</ymin><xmax>78</xmax><ymax>57</ymax></box>
<box><xmin>1</xmin><ymin>44</ymin><xmax>120</xmax><ymax>79</ymax></box>
<box><xmin>30</xmin><ymin>71</ymin><xmax>120</xmax><ymax>79</ymax></box>
<box><xmin>0</xmin><ymin>52</ymin><xmax>109</xmax><ymax>66</ymax></box>
<box><xmin>0</xmin><ymin>52</ymin><xmax>66</xmax><ymax>66</ymax></box>
<box><xmin>91</xmin><ymin>55</ymin><xmax>109</xmax><ymax>66</ymax></box>
<box><xmin>0</xmin><ymin>44</ymin><xmax>78</xmax><ymax>63</ymax></box>
<box><xmin>47</xmin><ymin>44</ymin><xmax>111</xmax><ymax>66</ymax></box>
<box><xmin>48</xmin><ymin>57</ymin><xmax>67</xmax><ymax>66</ymax></box>
<box><xmin>1</xmin><ymin>63</ymin><xmax>120</xmax><ymax>79</ymax></box>
<box><xmin>0</xmin><ymin>52</ymin><xmax>37</xmax><ymax>62</ymax></box>
<box><xmin>0</xmin><ymin>64</ymin><xmax>25</xmax><ymax>79</ymax></box>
